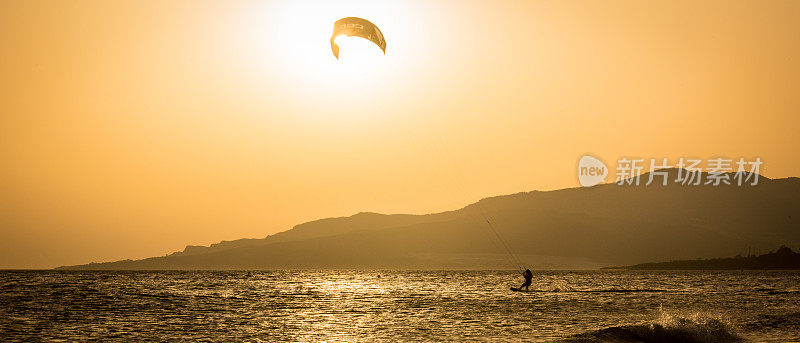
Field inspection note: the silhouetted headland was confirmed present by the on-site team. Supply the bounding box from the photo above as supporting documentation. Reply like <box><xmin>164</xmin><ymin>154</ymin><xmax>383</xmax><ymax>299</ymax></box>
<box><xmin>604</xmin><ymin>245</ymin><xmax>800</xmax><ymax>270</ymax></box>
<box><xmin>56</xmin><ymin>169</ymin><xmax>800</xmax><ymax>270</ymax></box>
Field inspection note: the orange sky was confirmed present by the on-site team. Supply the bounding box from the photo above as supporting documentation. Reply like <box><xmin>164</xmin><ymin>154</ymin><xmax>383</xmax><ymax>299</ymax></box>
<box><xmin>2</xmin><ymin>0</ymin><xmax>799</xmax><ymax>268</ymax></box>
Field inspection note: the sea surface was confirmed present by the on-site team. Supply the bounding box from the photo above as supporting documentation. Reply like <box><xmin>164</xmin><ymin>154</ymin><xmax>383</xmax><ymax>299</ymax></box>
<box><xmin>1</xmin><ymin>270</ymin><xmax>799</xmax><ymax>342</ymax></box>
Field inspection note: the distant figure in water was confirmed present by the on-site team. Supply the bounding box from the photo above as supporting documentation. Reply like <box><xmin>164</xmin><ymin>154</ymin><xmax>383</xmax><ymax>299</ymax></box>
<box><xmin>520</xmin><ymin>269</ymin><xmax>533</xmax><ymax>291</ymax></box>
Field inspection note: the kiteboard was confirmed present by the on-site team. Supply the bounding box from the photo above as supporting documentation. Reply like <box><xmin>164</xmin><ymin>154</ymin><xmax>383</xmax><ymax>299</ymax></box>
<box><xmin>510</xmin><ymin>287</ymin><xmax>533</xmax><ymax>293</ymax></box>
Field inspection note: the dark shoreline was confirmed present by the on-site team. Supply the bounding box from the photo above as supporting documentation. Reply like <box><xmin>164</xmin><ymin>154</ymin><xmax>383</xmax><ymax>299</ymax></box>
<box><xmin>605</xmin><ymin>246</ymin><xmax>800</xmax><ymax>270</ymax></box>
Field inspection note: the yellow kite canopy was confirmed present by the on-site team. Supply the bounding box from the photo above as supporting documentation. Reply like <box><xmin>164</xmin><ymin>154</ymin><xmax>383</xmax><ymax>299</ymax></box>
<box><xmin>330</xmin><ymin>17</ymin><xmax>386</xmax><ymax>59</ymax></box>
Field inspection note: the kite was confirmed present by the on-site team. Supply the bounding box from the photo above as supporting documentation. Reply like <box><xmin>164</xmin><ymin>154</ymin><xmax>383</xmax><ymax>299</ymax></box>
<box><xmin>330</xmin><ymin>17</ymin><xmax>386</xmax><ymax>59</ymax></box>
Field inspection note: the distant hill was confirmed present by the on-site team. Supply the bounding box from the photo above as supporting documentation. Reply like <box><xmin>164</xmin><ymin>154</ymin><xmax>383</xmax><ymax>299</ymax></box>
<box><xmin>605</xmin><ymin>245</ymin><xmax>800</xmax><ymax>270</ymax></box>
<box><xmin>57</xmin><ymin>169</ymin><xmax>800</xmax><ymax>270</ymax></box>
<box><xmin>165</xmin><ymin>212</ymin><xmax>443</xmax><ymax>257</ymax></box>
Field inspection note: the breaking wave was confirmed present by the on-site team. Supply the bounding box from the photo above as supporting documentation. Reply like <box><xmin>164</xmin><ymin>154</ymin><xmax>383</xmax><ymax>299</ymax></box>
<box><xmin>560</xmin><ymin>313</ymin><xmax>742</xmax><ymax>343</ymax></box>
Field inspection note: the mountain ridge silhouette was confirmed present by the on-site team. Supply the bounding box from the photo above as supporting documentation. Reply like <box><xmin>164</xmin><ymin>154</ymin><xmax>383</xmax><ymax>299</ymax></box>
<box><xmin>56</xmin><ymin>168</ymin><xmax>800</xmax><ymax>270</ymax></box>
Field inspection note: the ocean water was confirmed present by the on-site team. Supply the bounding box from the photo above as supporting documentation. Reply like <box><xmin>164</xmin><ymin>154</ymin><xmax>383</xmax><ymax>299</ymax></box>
<box><xmin>1</xmin><ymin>270</ymin><xmax>799</xmax><ymax>342</ymax></box>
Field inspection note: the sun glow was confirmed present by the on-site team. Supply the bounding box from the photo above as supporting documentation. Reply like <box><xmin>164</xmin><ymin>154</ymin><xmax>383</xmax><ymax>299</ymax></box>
<box><xmin>229</xmin><ymin>0</ymin><xmax>428</xmax><ymax>114</ymax></box>
<box><xmin>333</xmin><ymin>35</ymin><xmax>384</xmax><ymax>64</ymax></box>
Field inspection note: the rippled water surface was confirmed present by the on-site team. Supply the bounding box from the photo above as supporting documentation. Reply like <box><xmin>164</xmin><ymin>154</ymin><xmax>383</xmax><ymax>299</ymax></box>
<box><xmin>1</xmin><ymin>270</ymin><xmax>799</xmax><ymax>342</ymax></box>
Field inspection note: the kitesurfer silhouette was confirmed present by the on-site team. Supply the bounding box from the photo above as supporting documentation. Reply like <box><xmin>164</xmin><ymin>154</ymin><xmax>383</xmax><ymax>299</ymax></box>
<box><xmin>519</xmin><ymin>269</ymin><xmax>533</xmax><ymax>291</ymax></box>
